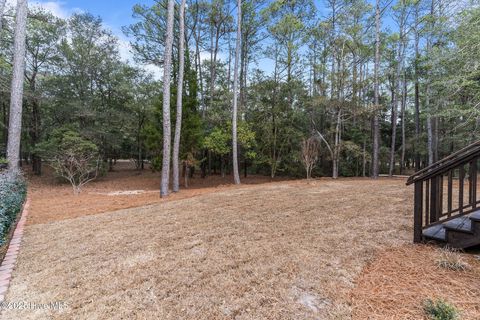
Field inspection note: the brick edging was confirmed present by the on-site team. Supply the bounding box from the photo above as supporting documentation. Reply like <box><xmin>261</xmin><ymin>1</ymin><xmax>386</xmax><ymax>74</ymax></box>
<box><xmin>0</xmin><ymin>197</ymin><xmax>30</xmax><ymax>302</ymax></box>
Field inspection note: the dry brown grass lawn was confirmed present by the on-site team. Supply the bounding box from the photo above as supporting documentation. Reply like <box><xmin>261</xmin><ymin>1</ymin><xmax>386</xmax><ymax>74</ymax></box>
<box><xmin>2</xmin><ymin>178</ymin><xmax>410</xmax><ymax>319</ymax></box>
<box><xmin>25</xmin><ymin>162</ymin><xmax>291</xmax><ymax>225</ymax></box>
<box><xmin>2</xmin><ymin>172</ymin><xmax>479</xmax><ymax>319</ymax></box>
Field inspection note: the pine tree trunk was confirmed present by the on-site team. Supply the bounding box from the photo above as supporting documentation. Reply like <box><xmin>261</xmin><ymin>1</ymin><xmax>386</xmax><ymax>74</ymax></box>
<box><xmin>173</xmin><ymin>0</ymin><xmax>186</xmax><ymax>193</ymax></box>
<box><xmin>427</xmin><ymin>114</ymin><xmax>434</xmax><ymax>165</ymax></box>
<box><xmin>332</xmin><ymin>109</ymin><xmax>342</xmax><ymax>179</ymax></box>
<box><xmin>389</xmin><ymin>9</ymin><xmax>405</xmax><ymax>176</ymax></box>
<box><xmin>330</xmin><ymin>0</ymin><xmax>336</xmax><ymax>100</ymax></box>
<box><xmin>232</xmin><ymin>0</ymin><xmax>242</xmax><ymax>185</ymax></box>
<box><xmin>414</xmin><ymin>1</ymin><xmax>421</xmax><ymax>171</ymax></box>
<box><xmin>160</xmin><ymin>0</ymin><xmax>175</xmax><ymax>197</ymax></box>
<box><xmin>362</xmin><ymin>136</ymin><xmax>367</xmax><ymax>177</ymax></box>
<box><xmin>400</xmin><ymin>71</ymin><xmax>406</xmax><ymax>174</ymax></box>
<box><xmin>372</xmin><ymin>0</ymin><xmax>381</xmax><ymax>179</ymax></box>
<box><xmin>6</xmin><ymin>0</ymin><xmax>28</xmax><ymax>172</ymax></box>
<box><xmin>426</xmin><ymin>0</ymin><xmax>435</xmax><ymax>166</ymax></box>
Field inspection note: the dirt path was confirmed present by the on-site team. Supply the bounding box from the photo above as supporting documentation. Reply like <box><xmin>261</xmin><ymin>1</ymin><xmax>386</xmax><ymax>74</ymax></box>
<box><xmin>2</xmin><ymin>178</ymin><xmax>412</xmax><ymax>319</ymax></box>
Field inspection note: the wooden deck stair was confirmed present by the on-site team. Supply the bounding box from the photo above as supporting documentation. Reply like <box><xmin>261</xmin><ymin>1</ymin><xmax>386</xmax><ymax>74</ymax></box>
<box><xmin>407</xmin><ymin>140</ymin><xmax>480</xmax><ymax>249</ymax></box>
<box><xmin>423</xmin><ymin>210</ymin><xmax>480</xmax><ymax>248</ymax></box>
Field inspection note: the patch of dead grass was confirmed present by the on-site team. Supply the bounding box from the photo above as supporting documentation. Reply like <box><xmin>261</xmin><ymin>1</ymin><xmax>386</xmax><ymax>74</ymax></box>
<box><xmin>25</xmin><ymin>162</ymin><xmax>291</xmax><ymax>225</ymax></box>
<box><xmin>3</xmin><ymin>178</ymin><xmax>412</xmax><ymax>319</ymax></box>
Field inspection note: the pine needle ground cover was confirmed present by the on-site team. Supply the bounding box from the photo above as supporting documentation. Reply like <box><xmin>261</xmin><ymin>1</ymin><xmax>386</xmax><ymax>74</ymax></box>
<box><xmin>2</xmin><ymin>173</ymin><xmax>479</xmax><ymax>319</ymax></box>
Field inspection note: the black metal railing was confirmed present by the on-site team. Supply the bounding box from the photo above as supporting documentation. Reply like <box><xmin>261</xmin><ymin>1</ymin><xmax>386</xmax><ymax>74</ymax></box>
<box><xmin>407</xmin><ymin>141</ymin><xmax>480</xmax><ymax>243</ymax></box>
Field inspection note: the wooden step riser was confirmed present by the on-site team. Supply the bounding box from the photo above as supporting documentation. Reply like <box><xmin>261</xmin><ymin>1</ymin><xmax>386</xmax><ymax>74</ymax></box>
<box><xmin>446</xmin><ymin>220</ymin><xmax>480</xmax><ymax>248</ymax></box>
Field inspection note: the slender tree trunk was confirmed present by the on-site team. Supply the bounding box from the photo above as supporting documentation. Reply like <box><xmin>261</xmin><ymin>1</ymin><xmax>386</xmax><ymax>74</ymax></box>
<box><xmin>185</xmin><ymin>163</ymin><xmax>189</xmax><ymax>188</ymax></box>
<box><xmin>400</xmin><ymin>70</ymin><xmax>406</xmax><ymax>174</ymax></box>
<box><xmin>425</xmin><ymin>114</ymin><xmax>434</xmax><ymax>165</ymax></box>
<box><xmin>209</xmin><ymin>26</ymin><xmax>214</xmax><ymax>116</ymax></box>
<box><xmin>414</xmin><ymin>1</ymin><xmax>421</xmax><ymax>171</ymax></box>
<box><xmin>372</xmin><ymin>0</ymin><xmax>381</xmax><ymax>178</ymax></box>
<box><xmin>426</xmin><ymin>0</ymin><xmax>435</xmax><ymax>166</ymax></box>
<box><xmin>160</xmin><ymin>0</ymin><xmax>175</xmax><ymax>197</ymax></box>
<box><xmin>362</xmin><ymin>135</ymin><xmax>367</xmax><ymax>177</ymax></box>
<box><xmin>389</xmin><ymin>83</ymin><xmax>398</xmax><ymax>176</ymax></box>
<box><xmin>30</xmin><ymin>75</ymin><xmax>42</xmax><ymax>176</ymax></box>
<box><xmin>137</xmin><ymin>116</ymin><xmax>144</xmax><ymax>170</ymax></box>
<box><xmin>239</xmin><ymin>33</ymin><xmax>246</xmax><ymax>111</ymax></box>
<box><xmin>193</xmin><ymin>7</ymin><xmax>206</xmax><ymax>119</ymax></box>
<box><xmin>227</xmin><ymin>17</ymin><xmax>232</xmax><ymax>90</ymax></box>
<box><xmin>173</xmin><ymin>0</ymin><xmax>186</xmax><ymax>193</ymax></box>
<box><xmin>330</xmin><ymin>0</ymin><xmax>337</xmax><ymax>100</ymax></box>
<box><xmin>209</xmin><ymin>27</ymin><xmax>220</xmax><ymax>112</ymax></box>
<box><xmin>332</xmin><ymin>109</ymin><xmax>341</xmax><ymax>179</ymax></box>
<box><xmin>6</xmin><ymin>0</ymin><xmax>28</xmax><ymax>172</ymax></box>
<box><xmin>389</xmin><ymin>7</ymin><xmax>406</xmax><ymax>176</ymax></box>
<box><xmin>244</xmin><ymin>158</ymin><xmax>247</xmax><ymax>178</ymax></box>
<box><xmin>232</xmin><ymin>0</ymin><xmax>241</xmax><ymax>184</ymax></box>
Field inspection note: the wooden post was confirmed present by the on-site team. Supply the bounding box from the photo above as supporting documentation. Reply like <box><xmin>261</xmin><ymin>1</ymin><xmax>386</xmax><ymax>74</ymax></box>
<box><xmin>414</xmin><ymin>181</ymin><xmax>423</xmax><ymax>243</ymax></box>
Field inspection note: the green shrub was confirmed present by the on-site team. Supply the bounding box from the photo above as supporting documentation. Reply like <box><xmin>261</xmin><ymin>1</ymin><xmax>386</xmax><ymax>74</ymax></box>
<box><xmin>424</xmin><ymin>299</ymin><xmax>459</xmax><ymax>320</ymax></box>
<box><xmin>0</xmin><ymin>171</ymin><xmax>27</xmax><ymax>245</ymax></box>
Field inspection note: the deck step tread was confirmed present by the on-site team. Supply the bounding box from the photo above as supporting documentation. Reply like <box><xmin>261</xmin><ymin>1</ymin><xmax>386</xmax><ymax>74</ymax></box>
<box><xmin>444</xmin><ymin>216</ymin><xmax>472</xmax><ymax>233</ymax></box>
<box><xmin>469</xmin><ymin>210</ymin><xmax>480</xmax><ymax>221</ymax></box>
<box><xmin>423</xmin><ymin>224</ymin><xmax>446</xmax><ymax>241</ymax></box>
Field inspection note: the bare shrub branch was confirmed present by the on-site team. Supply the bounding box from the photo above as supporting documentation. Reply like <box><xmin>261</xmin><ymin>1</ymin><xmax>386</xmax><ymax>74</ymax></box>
<box><xmin>300</xmin><ymin>137</ymin><xmax>320</xmax><ymax>179</ymax></box>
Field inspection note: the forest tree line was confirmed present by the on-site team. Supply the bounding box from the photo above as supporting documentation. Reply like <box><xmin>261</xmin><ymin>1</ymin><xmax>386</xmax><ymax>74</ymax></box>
<box><xmin>0</xmin><ymin>0</ymin><xmax>479</xmax><ymax>187</ymax></box>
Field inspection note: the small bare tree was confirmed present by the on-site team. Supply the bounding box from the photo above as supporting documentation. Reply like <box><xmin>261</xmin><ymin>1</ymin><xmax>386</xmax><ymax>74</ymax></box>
<box><xmin>51</xmin><ymin>151</ymin><xmax>100</xmax><ymax>195</ymax></box>
<box><xmin>300</xmin><ymin>137</ymin><xmax>320</xmax><ymax>179</ymax></box>
<box><xmin>37</xmin><ymin>129</ymin><xmax>100</xmax><ymax>195</ymax></box>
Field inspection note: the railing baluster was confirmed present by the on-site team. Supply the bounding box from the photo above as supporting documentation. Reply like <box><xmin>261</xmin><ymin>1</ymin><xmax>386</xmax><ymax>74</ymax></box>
<box><xmin>426</xmin><ymin>179</ymin><xmax>430</xmax><ymax>225</ymax></box>
<box><xmin>430</xmin><ymin>176</ymin><xmax>438</xmax><ymax>223</ymax></box>
<box><xmin>469</xmin><ymin>162</ymin><xmax>473</xmax><ymax>205</ymax></box>
<box><xmin>472</xmin><ymin>160</ymin><xmax>477</xmax><ymax>208</ymax></box>
<box><xmin>439</xmin><ymin>175</ymin><xmax>444</xmax><ymax>215</ymax></box>
<box><xmin>448</xmin><ymin>170</ymin><xmax>453</xmax><ymax>216</ymax></box>
<box><xmin>459</xmin><ymin>166</ymin><xmax>464</xmax><ymax>215</ymax></box>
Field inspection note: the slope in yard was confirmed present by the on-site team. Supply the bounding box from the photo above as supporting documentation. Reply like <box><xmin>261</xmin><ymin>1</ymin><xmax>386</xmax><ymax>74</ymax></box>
<box><xmin>25</xmin><ymin>162</ymin><xmax>291</xmax><ymax>225</ymax></box>
<box><xmin>2</xmin><ymin>178</ymin><xmax>414</xmax><ymax>319</ymax></box>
